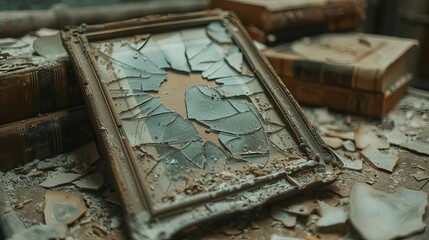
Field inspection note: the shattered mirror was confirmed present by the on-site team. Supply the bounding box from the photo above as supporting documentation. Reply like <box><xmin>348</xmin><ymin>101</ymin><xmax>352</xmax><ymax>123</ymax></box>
<box><xmin>62</xmin><ymin>10</ymin><xmax>337</xmax><ymax>240</ymax></box>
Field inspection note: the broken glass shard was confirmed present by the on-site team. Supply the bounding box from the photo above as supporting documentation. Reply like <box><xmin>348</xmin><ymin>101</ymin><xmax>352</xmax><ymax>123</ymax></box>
<box><xmin>9</xmin><ymin>224</ymin><xmax>67</xmax><ymax>240</ymax></box>
<box><xmin>155</xmin><ymin>32</ymin><xmax>190</xmax><ymax>72</ymax></box>
<box><xmin>108</xmin><ymin>74</ymin><xmax>167</xmax><ymax>92</ymax></box>
<box><xmin>206</xmin><ymin>22</ymin><xmax>233</xmax><ymax>44</ymax></box>
<box><xmin>104</xmin><ymin>44</ymin><xmax>165</xmax><ymax>75</ymax></box>
<box><xmin>181</xmin><ymin>28</ymin><xmax>223</xmax><ymax>71</ymax></box>
<box><xmin>113</xmin><ymin>94</ymin><xmax>153</xmax><ymax>114</ymax></box>
<box><xmin>119</xmin><ymin>96</ymin><xmax>164</xmax><ymax>119</ymax></box>
<box><xmin>185</xmin><ymin>85</ymin><xmax>239</xmax><ymax>121</ymax></box>
<box><xmin>163</xmin><ymin>140</ymin><xmax>228</xmax><ymax>170</ymax></box>
<box><xmin>138</xmin><ymin>38</ymin><xmax>170</xmax><ymax>69</ymax></box>
<box><xmin>181</xmin><ymin>28</ymin><xmax>211</xmax><ymax>59</ymax></box>
<box><xmin>350</xmin><ymin>182</ymin><xmax>428</xmax><ymax>240</ymax></box>
<box><xmin>128</xmin><ymin>34</ymin><xmax>150</xmax><ymax>50</ymax></box>
<box><xmin>122</xmin><ymin>112</ymin><xmax>199</xmax><ymax>146</ymax></box>
<box><xmin>316</xmin><ymin>200</ymin><xmax>348</xmax><ymax>227</ymax></box>
<box><xmin>216</xmin><ymin>77</ymin><xmax>264</xmax><ymax>97</ymax></box>
<box><xmin>188</xmin><ymin>43</ymin><xmax>223</xmax><ymax>71</ymax></box>
<box><xmin>269</xmin><ymin>128</ymin><xmax>294</xmax><ymax>151</ymax></box>
<box><xmin>271</xmin><ymin>206</ymin><xmax>297</xmax><ymax>227</ymax></box>
<box><xmin>202</xmin><ymin>60</ymin><xmax>239</xmax><ymax>79</ymax></box>
<box><xmin>215</xmin><ymin>75</ymin><xmax>254</xmax><ymax>85</ymax></box>
<box><xmin>225</xmin><ymin>52</ymin><xmax>243</xmax><ymax>72</ymax></box>
<box><xmin>360</xmin><ymin>146</ymin><xmax>398</xmax><ymax>172</ymax></box>
<box><xmin>44</xmin><ymin>190</ymin><xmax>87</xmax><ymax>225</ymax></box>
<box><xmin>355</xmin><ymin>124</ymin><xmax>389</xmax><ymax>150</ymax></box>
<box><xmin>201</xmin><ymin>111</ymin><xmax>262</xmax><ymax>135</ymax></box>
<box><xmin>219</xmin><ymin>128</ymin><xmax>268</xmax><ymax>154</ymax></box>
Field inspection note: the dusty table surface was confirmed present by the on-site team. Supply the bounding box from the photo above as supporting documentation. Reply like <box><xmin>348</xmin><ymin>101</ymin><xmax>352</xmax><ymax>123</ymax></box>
<box><xmin>1</xmin><ymin>89</ymin><xmax>428</xmax><ymax>240</ymax></box>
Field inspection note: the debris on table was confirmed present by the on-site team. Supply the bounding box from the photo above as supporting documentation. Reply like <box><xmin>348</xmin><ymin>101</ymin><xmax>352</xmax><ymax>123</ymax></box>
<box><xmin>355</xmin><ymin>124</ymin><xmax>389</xmax><ymax>150</ymax></box>
<box><xmin>72</xmin><ymin>173</ymin><xmax>104</xmax><ymax>190</ymax></box>
<box><xmin>8</xmin><ymin>224</ymin><xmax>67</xmax><ymax>240</ymax></box>
<box><xmin>0</xmin><ymin>141</ymin><xmax>124</xmax><ymax>240</ymax></box>
<box><xmin>39</xmin><ymin>173</ymin><xmax>81</xmax><ymax>188</ymax></box>
<box><xmin>44</xmin><ymin>190</ymin><xmax>87</xmax><ymax>225</ymax></box>
<box><xmin>270</xmin><ymin>206</ymin><xmax>297</xmax><ymax>228</ymax></box>
<box><xmin>316</xmin><ymin>200</ymin><xmax>348</xmax><ymax>228</ymax></box>
<box><xmin>360</xmin><ymin>146</ymin><xmax>399</xmax><ymax>172</ymax></box>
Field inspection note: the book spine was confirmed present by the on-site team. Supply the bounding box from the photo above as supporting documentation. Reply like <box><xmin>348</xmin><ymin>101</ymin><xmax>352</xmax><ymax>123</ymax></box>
<box><xmin>0</xmin><ymin>61</ymin><xmax>83</xmax><ymax>125</ymax></box>
<box><xmin>0</xmin><ymin>106</ymin><xmax>94</xmax><ymax>172</ymax></box>
<box><xmin>261</xmin><ymin>1</ymin><xmax>364</xmax><ymax>31</ymax></box>
<box><xmin>280</xmin><ymin>76</ymin><xmax>407</xmax><ymax>118</ymax></box>
<box><xmin>267</xmin><ymin>56</ymin><xmax>353</xmax><ymax>87</ymax></box>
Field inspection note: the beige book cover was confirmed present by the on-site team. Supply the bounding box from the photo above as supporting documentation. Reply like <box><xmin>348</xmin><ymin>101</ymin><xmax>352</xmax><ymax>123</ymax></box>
<box><xmin>265</xmin><ymin>32</ymin><xmax>418</xmax><ymax>92</ymax></box>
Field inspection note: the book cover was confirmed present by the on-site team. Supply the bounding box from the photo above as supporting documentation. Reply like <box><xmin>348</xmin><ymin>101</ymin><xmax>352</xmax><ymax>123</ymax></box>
<box><xmin>0</xmin><ymin>33</ymin><xmax>83</xmax><ymax>125</ymax></box>
<box><xmin>245</xmin><ymin>14</ymin><xmax>361</xmax><ymax>46</ymax></box>
<box><xmin>265</xmin><ymin>33</ymin><xmax>418</xmax><ymax>93</ymax></box>
<box><xmin>211</xmin><ymin>0</ymin><xmax>365</xmax><ymax>32</ymax></box>
<box><xmin>280</xmin><ymin>73</ymin><xmax>411</xmax><ymax>118</ymax></box>
<box><xmin>0</xmin><ymin>106</ymin><xmax>94</xmax><ymax>172</ymax></box>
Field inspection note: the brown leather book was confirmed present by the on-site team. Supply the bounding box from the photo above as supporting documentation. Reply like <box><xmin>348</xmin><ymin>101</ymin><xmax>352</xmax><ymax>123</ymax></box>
<box><xmin>0</xmin><ymin>106</ymin><xmax>94</xmax><ymax>172</ymax></box>
<box><xmin>211</xmin><ymin>0</ymin><xmax>365</xmax><ymax>32</ymax></box>
<box><xmin>265</xmin><ymin>33</ymin><xmax>418</xmax><ymax>93</ymax></box>
<box><xmin>280</xmin><ymin>73</ymin><xmax>410</xmax><ymax>118</ymax></box>
<box><xmin>0</xmin><ymin>34</ymin><xmax>83</xmax><ymax>125</ymax></box>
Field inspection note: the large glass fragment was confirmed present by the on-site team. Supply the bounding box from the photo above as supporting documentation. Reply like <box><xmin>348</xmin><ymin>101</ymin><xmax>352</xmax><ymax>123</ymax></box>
<box><xmin>63</xmin><ymin>11</ymin><xmax>335</xmax><ymax>240</ymax></box>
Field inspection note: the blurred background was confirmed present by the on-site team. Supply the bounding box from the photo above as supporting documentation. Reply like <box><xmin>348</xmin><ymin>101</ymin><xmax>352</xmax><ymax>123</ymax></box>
<box><xmin>0</xmin><ymin>0</ymin><xmax>428</xmax><ymax>89</ymax></box>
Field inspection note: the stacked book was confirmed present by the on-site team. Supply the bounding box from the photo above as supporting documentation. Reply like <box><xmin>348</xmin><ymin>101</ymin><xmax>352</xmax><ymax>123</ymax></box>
<box><xmin>0</xmin><ymin>31</ymin><xmax>94</xmax><ymax>171</ymax></box>
<box><xmin>211</xmin><ymin>0</ymin><xmax>366</xmax><ymax>46</ymax></box>
<box><xmin>211</xmin><ymin>0</ymin><xmax>418</xmax><ymax>118</ymax></box>
<box><xmin>264</xmin><ymin>33</ymin><xmax>418</xmax><ymax>118</ymax></box>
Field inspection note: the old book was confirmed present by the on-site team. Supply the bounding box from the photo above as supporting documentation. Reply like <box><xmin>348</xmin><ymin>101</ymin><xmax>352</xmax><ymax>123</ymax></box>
<box><xmin>0</xmin><ymin>106</ymin><xmax>94</xmax><ymax>172</ymax></box>
<box><xmin>280</xmin><ymin>73</ymin><xmax>410</xmax><ymax>118</ymax></box>
<box><xmin>265</xmin><ymin>33</ymin><xmax>418</xmax><ymax>93</ymax></box>
<box><xmin>211</xmin><ymin>0</ymin><xmax>365</xmax><ymax>32</ymax></box>
<box><xmin>0</xmin><ymin>33</ymin><xmax>83</xmax><ymax>125</ymax></box>
<box><xmin>245</xmin><ymin>17</ymin><xmax>359</xmax><ymax>46</ymax></box>
<box><xmin>62</xmin><ymin>10</ymin><xmax>338</xmax><ymax>240</ymax></box>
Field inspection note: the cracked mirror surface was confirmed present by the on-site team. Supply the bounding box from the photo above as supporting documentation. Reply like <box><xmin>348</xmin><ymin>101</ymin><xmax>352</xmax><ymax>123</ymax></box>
<box><xmin>91</xmin><ymin>22</ymin><xmax>307</xmax><ymax>209</ymax></box>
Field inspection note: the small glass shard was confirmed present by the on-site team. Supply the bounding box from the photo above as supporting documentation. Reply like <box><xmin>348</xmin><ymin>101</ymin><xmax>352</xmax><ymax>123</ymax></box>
<box><xmin>219</xmin><ymin>129</ymin><xmax>269</xmax><ymax>158</ymax></box>
<box><xmin>360</xmin><ymin>146</ymin><xmax>398</xmax><ymax>172</ymax></box>
<box><xmin>350</xmin><ymin>183</ymin><xmax>428</xmax><ymax>240</ymax></box>
<box><xmin>225</xmin><ymin>52</ymin><xmax>243</xmax><ymax>72</ymax></box>
<box><xmin>206</xmin><ymin>22</ymin><xmax>233</xmax><ymax>44</ymax></box>
<box><xmin>108</xmin><ymin>74</ymin><xmax>167</xmax><ymax>92</ymax></box>
<box><xmin>201</xmin><ymin>110</ymin><xmax>262</xmax><ymax>135</ymax></box>
<box><xmin>316</xmin><ymin>201</ymin><xmax>348</xmax><ymax>227</ymax></box>
<box><xmin>119</xmin><ymin>96</ymin><xmax>163</xmax><ymax>119</ymax></box>
<box><xmin>271</xmin><ymin>206</ymin><xmax>297</xmax><ymax>227</ymax></box>
<box><xmin>188</xmin><ymin>43</ymin><xmax>223</xmax><ymax>71</ymax></box>
<box><xmin>128</xmin><ymin>34</ymin><xmax>150</xmax><ymax>50</ymax></box>
<box><xmin>155</xmin><ymin>32</ymin><xmax>190</xmax><ymax>73</ymax></box>
<box><xmin>217</xmin><ymin>78</ymin><xmax>264</xmax><ymax>97</ymax></box>
<box><xmin>215</xmin><ymin>76</ymin><xmax>254</xmax><ymax>85</ymax></box>
<box><xmin>181</xmin><ymin>28</ymin><xmax>211</xmax><ymax>57</ymax></box>
<box><xmin>355</xmin><ymin>124</ymin><xmax>389</xmax><ymax>150</ymax></box>
<box><xmin>113</xmin><ymin>94</ymin><xmax>153</xmax><ymax>113</ymax></box>
<box><xmin>177</xmin><ymin>140</ymin><xmax>228</xmax><ymax>169</ymax></box>
<box><xmin>269</xmin><ymin>128</ymin><xmax>294</xmax><ymax>151</ymax></box>
<box><xmin>202</xmin><ymin>60</ymin><xmax>239</xmax><ymax>80</ymax></box>
<box><xmin>106</xmin><ymin>44</ymin><xmax>165</xmax><ymax>75</ymax></box>
<box><xmin>44</xmin><ymin>191</ymin><xmax>87</xmax><ymax>225</ymax></box>
<box><xmin>123</xmin><ymin>112</ymin><xmax>199</xmax><ymax>146</ymax></box>
<box><xmin>139</xmin><ymin>38</ymin><xmax>170</xmax><ymax>69</ymax></box>
<box><xmin>186</xmin><ymin>86</ymin><xmax>239</xmax><ymax>121</ymax></box>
